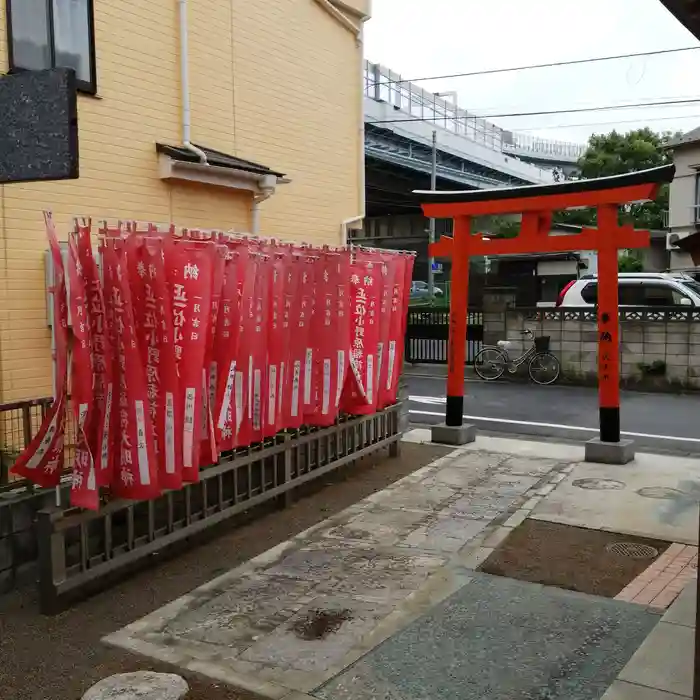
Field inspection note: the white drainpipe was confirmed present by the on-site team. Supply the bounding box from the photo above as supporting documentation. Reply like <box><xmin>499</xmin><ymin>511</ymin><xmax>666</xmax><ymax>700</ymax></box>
<box><xmin>178</xmin><ymin>0</ymin><xmax>207</xmax><ymax>164</ymax></box>
<box><xmin>251</xmin><ymin>192</ymin><xmax>272</xmax><ymax>235</ymax></box>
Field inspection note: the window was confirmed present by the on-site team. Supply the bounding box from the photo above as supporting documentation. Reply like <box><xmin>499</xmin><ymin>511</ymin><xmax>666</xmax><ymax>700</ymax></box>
<box><xmin>620</xmin><ymin>282</ymin><xmax>691</xmax><ymax>306</ymax></box>
<box><xmin>580</xmin><ymin>281</ymin><xmax>691</xmax><ymax>306</ymax></box>
<box><xmin>7</xmin><ymin>0</ymin><xmax>96</xmax><ymax>93</ymax></box>
<box><xmin>682</xmin><ymin>279</ymin><xmax>700</xmax><ymax>297</ymax></box>
<box><xmin>581</xmin><ymin>282</ymin><xmax>597</xmax><ymax>304</ymax></box>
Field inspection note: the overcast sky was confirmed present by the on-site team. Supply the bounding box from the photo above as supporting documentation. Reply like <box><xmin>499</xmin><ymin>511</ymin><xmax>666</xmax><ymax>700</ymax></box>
<box><xmin>364</xmin><ymin>0</ymin><xmax>700</xmax><ymax>145</ymax></box>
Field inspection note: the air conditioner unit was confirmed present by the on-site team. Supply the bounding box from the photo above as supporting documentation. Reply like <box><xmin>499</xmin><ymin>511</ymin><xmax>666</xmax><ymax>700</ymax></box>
<box><xmin>44</xmin><ymin>242</ymin><xmax>102</xmax><ymax>328</ymax></box>
<box><xmin>666</xmin><ymin>232</ymin><xmax>681</xmax><ymax>251</ymax></box>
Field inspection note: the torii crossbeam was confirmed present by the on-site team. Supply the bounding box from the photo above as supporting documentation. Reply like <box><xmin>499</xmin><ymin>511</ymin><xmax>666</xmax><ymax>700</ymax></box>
<box><xmin>416</xmin><ymin>164</ymin><xmax>675</xmax><ymax>461</ymax></box>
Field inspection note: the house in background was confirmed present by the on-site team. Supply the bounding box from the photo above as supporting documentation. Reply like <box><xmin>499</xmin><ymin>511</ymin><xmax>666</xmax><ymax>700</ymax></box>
<box><xmin>664</xmin><ymin>127</ymin><xmax>700</xmax><ymax>271</ymax></box>
<box><xmin>0</xmin><ymin>0</ymin><xmax>370</xmax><ymax>402</ymax></box>
<box><xmin>658</xmin><ymin>1</ymin><xmax>700</xmax><ymax>273</ymax></box>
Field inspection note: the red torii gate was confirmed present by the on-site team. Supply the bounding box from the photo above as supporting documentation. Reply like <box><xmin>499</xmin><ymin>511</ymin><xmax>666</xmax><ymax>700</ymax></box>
<box><xmin>417</xmin><ymin>164</ymin><xmax>675</xmax><ymax>462</ymax></box>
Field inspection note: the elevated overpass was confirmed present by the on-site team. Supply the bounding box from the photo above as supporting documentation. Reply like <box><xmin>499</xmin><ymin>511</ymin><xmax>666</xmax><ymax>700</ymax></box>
<box><xmin>363</xmin><ymin>61</ymin><xmax>585</xmax><ymax>216</ymax></box>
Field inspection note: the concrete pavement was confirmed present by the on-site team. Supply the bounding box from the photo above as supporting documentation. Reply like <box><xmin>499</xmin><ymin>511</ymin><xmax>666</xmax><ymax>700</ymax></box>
<box><xmin>602</xmin><ymin>580</ymin><xmax>697</xmax><ymax>699</ymax></box>
<box><xmin>103</xmin><ymin>431</ymin><xmax>700</xmax><ymax>700</ymax></box>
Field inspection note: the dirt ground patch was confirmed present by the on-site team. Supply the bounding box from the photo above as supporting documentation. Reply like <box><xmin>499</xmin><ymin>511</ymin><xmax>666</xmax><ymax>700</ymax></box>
<box><xmin>479</xmin><ymin>519</ymin><xmax>671</xmax><ymax>598</ymax></box>
<box><xmin>0</xmin><ymin>441</ymin><xmax>451</xmax><ymax>700</ymax></box>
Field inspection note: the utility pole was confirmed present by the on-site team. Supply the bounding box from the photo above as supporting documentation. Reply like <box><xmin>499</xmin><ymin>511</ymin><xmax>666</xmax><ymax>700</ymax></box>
<box><xmin>427</xmin><ymin>130</ymin><xmax>437</xmax><ymax>299</ymax></box>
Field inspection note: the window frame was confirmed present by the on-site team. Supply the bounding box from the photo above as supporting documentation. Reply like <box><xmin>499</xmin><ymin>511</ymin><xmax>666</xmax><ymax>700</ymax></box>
<box><xmin>6</xmin><ymin>0</ymin><xmax>97</xmax><ymax>95</ymax></box>
<box><xmin>581</xmin><ymin>280</ymin><xmax>695</xmax><ymax>307</ymax></box>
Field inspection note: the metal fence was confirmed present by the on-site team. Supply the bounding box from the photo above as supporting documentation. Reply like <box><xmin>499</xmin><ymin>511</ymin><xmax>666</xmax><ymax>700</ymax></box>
<box><xmin>0</xmin><ymin>397</ymin><xmax>70</xmax><ymax>488</ymax></box>
<box><xmin>36</xmin><ymin>401</ymin><xmax>404</xmax><ymax>613</ymax></box>
<box><xmin>405</xmin><ymin>309</ymin><xmax>484</xmax><ymax>364</ymax></box>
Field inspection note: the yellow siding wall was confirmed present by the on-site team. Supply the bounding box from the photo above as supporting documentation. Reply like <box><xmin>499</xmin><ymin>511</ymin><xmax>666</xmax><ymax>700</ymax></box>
<box><xmin>0</xmin><ymin>0</ymin><xmax>7</xmax><ymax>402</ymax></box>
<box><xmin>0</xmin><ymin>0</ymin><xmax>365</xmax><ymax>401</ymax></box>
<box><xmin>230</xmin><ymin>0</ymin><xmax>363</xmax><ymax>243</ymax></box>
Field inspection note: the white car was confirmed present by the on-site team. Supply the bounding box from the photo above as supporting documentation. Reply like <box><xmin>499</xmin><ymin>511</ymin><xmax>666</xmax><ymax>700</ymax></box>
<box><xmin>410</xmin><ymin>281</ymin><xmax>443</xmax><ymax>299</ymax></box>
<box><xmin>557</xmin><ymin>273</ymin><xmax>700</xmax><ymax>307</ymax></box>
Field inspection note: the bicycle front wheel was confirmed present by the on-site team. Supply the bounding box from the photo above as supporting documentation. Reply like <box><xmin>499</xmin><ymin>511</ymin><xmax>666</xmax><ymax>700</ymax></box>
<box><xmin>474</xmin><ymin>347</ymin><xmax>507</xmax><ymax>381</ymax></box>
<box><xmin>528</xmin><ymin>352</ymin><xmax>560</xmax><ymax>385</ymax></box>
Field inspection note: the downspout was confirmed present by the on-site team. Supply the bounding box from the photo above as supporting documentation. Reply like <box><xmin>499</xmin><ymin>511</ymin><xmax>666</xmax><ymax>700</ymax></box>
<box><xmin>340</xmin><ymin>22</ymin><xmax>366</xmax><ymax>245</ymax></box>
<box><xmin>178</xmin><ymin>0</ymin><xmax>207</xmax><ymax>164</ymax></box>
<box><xmin>251</xmin><ymin>191</ymin><xmax>273</xmax><ymax>235</ymax></box>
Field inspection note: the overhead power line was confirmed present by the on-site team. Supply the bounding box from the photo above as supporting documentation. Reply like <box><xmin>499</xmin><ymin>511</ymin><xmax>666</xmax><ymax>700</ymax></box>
<box><xmin>367</xmin><ymin>46</ymin><xmax>700</xmax><ymax>88</ymax></box>
<box><xmin>516</xmin><ymin>113</ymin><xmax>700</xmax><ymax>132</ymax></box>
<box><xmin>367</xmin><ymin>97</ymin><xmax>700</xmax><ymax>126</ymax></box>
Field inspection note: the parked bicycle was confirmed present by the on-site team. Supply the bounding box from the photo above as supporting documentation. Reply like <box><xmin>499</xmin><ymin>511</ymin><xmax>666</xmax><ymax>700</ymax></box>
<box><xmin>473</xmin><ymin>329</ymin><xmax>561</xmax><ymax>385</ymax></box>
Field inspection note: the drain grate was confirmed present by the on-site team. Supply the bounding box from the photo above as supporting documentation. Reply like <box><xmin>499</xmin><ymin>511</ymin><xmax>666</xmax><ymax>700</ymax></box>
<box><xmin>606</xmin><ymin>542</ymin><xmax>659</xmax><ymax>560</ymax></box>
<box><xmin>572</xmin><ymin>478</ymin><xmax>625</xmax><ymax>491</ymax></box>
<box><xmin>636</xmin><ymin>487</ymin><xmax>683</xmax><ymax>500</ymax></box>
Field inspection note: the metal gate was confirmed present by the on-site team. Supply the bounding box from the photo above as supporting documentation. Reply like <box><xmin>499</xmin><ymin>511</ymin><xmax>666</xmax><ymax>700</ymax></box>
<box><xmin>404</xmin><ymin>309</ymin><xmax>483</xmax><ymax>364</ymax></box>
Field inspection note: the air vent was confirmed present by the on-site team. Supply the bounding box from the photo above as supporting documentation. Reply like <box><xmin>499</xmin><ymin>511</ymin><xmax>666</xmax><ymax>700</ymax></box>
<box><xmin>667</xmin><ymin>233</ymin><xmax>681</xmax><ymax>251</ymax></box>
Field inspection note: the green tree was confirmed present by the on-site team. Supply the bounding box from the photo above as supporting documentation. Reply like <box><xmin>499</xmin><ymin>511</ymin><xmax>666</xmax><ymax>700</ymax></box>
<box><xmin>554</xmin><ymin>128</ymin><xmax>677</xmax><ymax>230</ymax></box>
<box><xmin>474</xmin><ymin>214</ymin><xmax>521</xmax><ymax>238</ymax></box>
<box><xmin>618</xmin><ymin>251</ymin><xmax>643</xmax><ymax>272</ymax></box>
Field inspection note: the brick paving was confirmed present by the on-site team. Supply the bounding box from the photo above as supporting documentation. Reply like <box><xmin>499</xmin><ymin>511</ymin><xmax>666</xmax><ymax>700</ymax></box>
<box><xmin>615</xmin><ymin>543</ymin><xmax>698</xmax><ymax>610</ymax></box>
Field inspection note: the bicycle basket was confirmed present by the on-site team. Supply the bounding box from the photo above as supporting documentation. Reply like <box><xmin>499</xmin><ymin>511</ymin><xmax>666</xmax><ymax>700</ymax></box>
<box><xmin>534</xmin><ymin>335</ymin><xmax>550</xmax><ymax>353</ymax></box>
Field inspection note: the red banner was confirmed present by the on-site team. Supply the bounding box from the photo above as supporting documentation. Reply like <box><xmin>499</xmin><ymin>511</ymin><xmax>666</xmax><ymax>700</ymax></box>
<box><xmin>166</xmin><ymin>240</ymin><xmax>214</xmax><ymax>481</ymax></box>
<box><xmin>213</xmin><ymin>249</ymin><xmax>242</xmax><ymax>451</ymax></box>
<box><xmin>77</xmin><ymin>223</ymin><xmax>114</xmax><ymax>488</ymax></box>
<box><xmin>279</xmin><ymin>253</ymin><xmax>302</xmax><ymax>429</ymax></box>
<box><xmin>67</xmin><ymin>230</ymin><xmax>99</xmax><ymax>510</ymax></box>
<box><xmin>341</xmin><ymin>252</ymin><xmax>382</xmax><ymax>415</ymax></box>
<box><xmin>264</xmin><ymin>247</ymin><xmax>289</xmax><ymax>436</ymax></box>
<box><xmin>12</xmin><ymin>213</ymin><xmax>69</xmax><ymax>486</ymax></box>
<box><xmin>201</xmin><ymin>246</ymin><xmax>226</xmax><ymax>466</ymax></box>
<box><xmin>103</xmin><ymin>239</ymin><xmax>160</xmax><ymax>499</ymax></box>
<box><xmin>374</xmin><ymin>255</ymin><xmax>398</xmax><ymax>410</ymax></box>
<box><xmin>128</xmin><ymin>235</ymin><xmax>183</xmax><ymax>490</ymax></box>
<box><xmin>308</xmin><ymin>251</ymin><xmax>347</xmax><ymax>427</ymax></box>
<box><xmin>12</xmin><ymin>218</ymin><xmax>415</xmax><ymax>499</ymax></box>
<box><xmin>284</xmin><ymin>255</ymin><xmax>312</xmax><ymax>430</ymax></box>
<box><xmin>234</xmin><ymin>250</ymin><xmax>269</xmax><ymax>446</ymax></box>
<box><xmin>377</xmin><ymin>254</ymin><xmax>404</xmax><ymax>409</ymax></box>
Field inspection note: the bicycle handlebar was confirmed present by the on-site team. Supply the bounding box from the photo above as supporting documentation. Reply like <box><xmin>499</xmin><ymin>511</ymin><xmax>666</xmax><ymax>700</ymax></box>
<box><xmin>519</xmin><ymin>329</ymin><xmax>535</xmax><ymax>338</ymax></box>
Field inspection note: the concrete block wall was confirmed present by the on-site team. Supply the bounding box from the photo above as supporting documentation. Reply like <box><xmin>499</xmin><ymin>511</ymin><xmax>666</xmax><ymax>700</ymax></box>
<box><xmin>0</xmin><ymin>485</ymin><xmax>69</xmax><ymax>594</ymax></box>
<box><xmin>499</xmin><ymin>310</ymin><xmax>700</xmax><ymax>390</ymax></box>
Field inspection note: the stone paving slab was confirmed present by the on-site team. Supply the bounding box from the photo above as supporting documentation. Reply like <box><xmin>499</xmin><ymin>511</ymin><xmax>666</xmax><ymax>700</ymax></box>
<box><xmin>618</xmin><ymin>621</ymin><xmax>694</xmax><ymax>697</ymax></box>
<box><xmin>601</xmin><ymin>681</ymin><xmax>688</xmax><ymax>700</ymax></box>
<box><xmin>529</xmin><ymin>452</ymin><xmax>700</xmax><ymax>544</ymax></box>
<box><xmin>315</xmin><ymin>573</ymin><xmax>660</xmax><ymax>700</ymax></box>
<box><xmin>599</xmin><ymin>577</ymin><xmax>697</xmax><ymax>699</ymax></box>
<box><xmin>105</xmin><ymin>445</ymin><xmax>572</xmax><ymax>698</ymax></box>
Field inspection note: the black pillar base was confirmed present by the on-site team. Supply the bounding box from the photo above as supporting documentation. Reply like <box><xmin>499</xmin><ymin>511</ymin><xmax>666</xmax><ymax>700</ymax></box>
<box><xmin>446</xmin><ymin>395</ymin><xmax>464</xmax><ymax>427</ymax></box>
<box><xmin>599</xmin><ymin>406</ymin><xmax>620</xmax><ymax>443</ymax></box>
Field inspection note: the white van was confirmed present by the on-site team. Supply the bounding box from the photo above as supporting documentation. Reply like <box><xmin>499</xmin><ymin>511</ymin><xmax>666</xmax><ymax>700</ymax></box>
<box><xmin>557</xmin><ymin>273</ymin><xmax>700</xmax><ymax>307</ymax></box>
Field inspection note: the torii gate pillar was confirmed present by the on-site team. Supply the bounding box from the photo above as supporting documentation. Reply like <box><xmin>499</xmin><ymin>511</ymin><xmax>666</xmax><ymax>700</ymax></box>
<box><xmin>416</xmin><ymin>165</ymin><xmax>675</xmax><ymax>462</ymax></box>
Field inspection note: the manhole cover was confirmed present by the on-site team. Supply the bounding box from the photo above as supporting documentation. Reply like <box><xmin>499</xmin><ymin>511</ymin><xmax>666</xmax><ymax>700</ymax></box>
<box><xmin>606</xmin><ymin>542</ymin><xmax>659</xmax><ymax>559</ymax></box>
<box><xmin>636</xmin><ymin>487</ymin><xmax>684</xmax><ymax>500</ymax></box>
<box><xmin>572</xmin><ymin>478</ymin><xmax>625</xmax><ymax>491</ymax></box>
<box><xmin>290</xmin><ymin>609</ymin><xmax>352</xmax><ymax>640</ymax></box>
